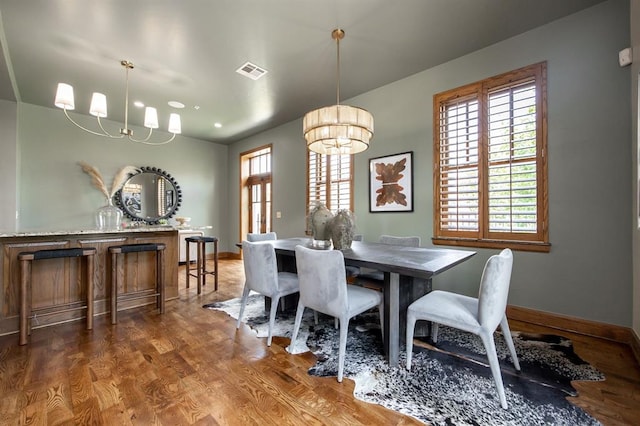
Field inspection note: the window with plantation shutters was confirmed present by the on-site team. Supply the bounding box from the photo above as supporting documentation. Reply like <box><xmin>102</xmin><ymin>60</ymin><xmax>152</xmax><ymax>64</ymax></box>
<box><xmin>433</xmin><ymin>62</ymin><xmax>549</xmax><ymax>252</ymax></box>
<box><xmin>307</xmin><ymin>151</ymin><xmax>353</xmax><ymax>232</ymax></box>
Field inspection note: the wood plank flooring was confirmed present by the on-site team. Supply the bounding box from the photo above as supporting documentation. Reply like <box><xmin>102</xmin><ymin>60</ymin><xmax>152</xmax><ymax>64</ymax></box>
<box><xmin>1</xmin><ymin>259</ymin><xmax>639</xmax><ymax>425</ymax></box>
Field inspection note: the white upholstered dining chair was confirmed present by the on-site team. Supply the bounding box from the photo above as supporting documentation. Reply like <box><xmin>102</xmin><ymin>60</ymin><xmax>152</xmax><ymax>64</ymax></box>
<box><xmin>405</xmin><ymin>248</ymin><xmax>520</xmax><ymax>409</ymax></box>
<box><xmin>246</xmin><ymin>232</ymin><xmax>277</xmax><ymax>242</ymax></box>
<box><xmin>237</xmin><ymin>240</ymin><xmax>299</xmax><ymax>346</ymax></box>
<box><xmin>290</xmin><ymin>245</ymin><xmax>384</xmax><ymax>382</ymax></box>
<box><xmin>344</xmin><ymin>234</ymin><xmax>363</xmax><ymax>279</ymax></box>
<box><xmin>378</xmin><ymin>234</ymin><xmax>421</xmax><ymax>247</ymax></box>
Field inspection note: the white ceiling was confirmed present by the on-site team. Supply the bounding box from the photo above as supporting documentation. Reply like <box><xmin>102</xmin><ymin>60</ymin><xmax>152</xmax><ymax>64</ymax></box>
<box><xmin>0</xmin><ymin>0</ymin><xmax>605</xmax><ymax>144</ymax></box>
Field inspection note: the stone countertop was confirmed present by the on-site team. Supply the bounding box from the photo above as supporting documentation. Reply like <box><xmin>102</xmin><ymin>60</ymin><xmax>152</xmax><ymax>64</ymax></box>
<box><xmin>0</xmin><ymin>225</ymin><xmax>213</xmax><ymax>239</ymax></box>
<box><xmin>0</xmin><ymin>226</ymin><xmax>178</xmax><ymax>238</ymax></box>
<box><xmin>177</xmin><ymin>225</ymin><xmax>213</xmax><ymax>231</ymax></box>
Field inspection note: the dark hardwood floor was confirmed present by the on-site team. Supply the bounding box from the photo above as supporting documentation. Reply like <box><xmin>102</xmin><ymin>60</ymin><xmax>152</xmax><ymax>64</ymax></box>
<box><xmin>1</xmin><ymin>259</ymin><xmax>638</xmax><ymax>425</ymax></box>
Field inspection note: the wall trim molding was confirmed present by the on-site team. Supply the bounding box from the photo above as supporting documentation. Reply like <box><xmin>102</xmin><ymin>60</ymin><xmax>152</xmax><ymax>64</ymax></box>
<box><xmin>507</xmin><ymin>305</ymin><xmax>640</xmax><ymax>365</ymax></box>
<box><xmin>630</xmin><ymin>329</ymin><xmax>640</xmax><ymax>366</ymax></box>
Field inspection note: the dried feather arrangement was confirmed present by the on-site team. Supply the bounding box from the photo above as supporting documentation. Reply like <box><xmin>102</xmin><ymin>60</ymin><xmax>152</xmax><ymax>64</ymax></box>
<box><xmin>109</xmin><ymin>165</ymin><xmax>140</xmax><ymax>197</ymax></box>
<box><xmin>78</xmin><ymin>162</ymin><xmax>140</xmax><ymax>199</ymax></box>
<box><xmin>78</xmin><ymin>161</ymin><xmax>109</xmax><ymax>199</ymax></box>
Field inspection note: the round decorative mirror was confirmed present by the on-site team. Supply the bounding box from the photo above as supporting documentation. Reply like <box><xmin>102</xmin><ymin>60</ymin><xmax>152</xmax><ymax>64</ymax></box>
<box><xmin>114</xmin><ymin>166</ymin><xmax>182</xmax><ymax>224</ymax></box>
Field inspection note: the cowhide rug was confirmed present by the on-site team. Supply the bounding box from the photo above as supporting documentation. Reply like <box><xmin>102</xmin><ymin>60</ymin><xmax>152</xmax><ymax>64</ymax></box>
<box><xmin>204</xmin><ymin>294</ymin><xmax>604</xmax><ymax>426</ymax></box>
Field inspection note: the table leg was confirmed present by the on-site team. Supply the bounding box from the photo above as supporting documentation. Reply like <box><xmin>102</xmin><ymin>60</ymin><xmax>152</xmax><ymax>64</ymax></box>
<box><xmin>383</xmin><ymin>274</ymin><xmax>432</xmax><ymax>366</ymax></box>
<box><xmin>387</xmin><ymin>272</ymin><xmax>400</xmax><ymax>367</ymax></box>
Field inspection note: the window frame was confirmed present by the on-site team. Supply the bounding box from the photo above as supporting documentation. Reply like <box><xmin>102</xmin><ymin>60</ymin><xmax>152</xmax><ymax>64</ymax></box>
<box><xmin>239</xmin><ymin>145</ymin><xmax>273</xmax><ymax>240</ymax></box>
<box><xmin>306</xmin><ymin>150</ymin><xmax>354</xmax><ymax>234</ymax></box>
<box><xmin>432</xmin><ymin>62</ymin><xmax>549</xmax><ymax>252</ymax></box>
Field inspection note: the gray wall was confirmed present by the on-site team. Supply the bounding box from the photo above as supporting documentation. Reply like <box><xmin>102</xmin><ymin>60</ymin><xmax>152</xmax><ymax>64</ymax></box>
<box><xmin>9</xmin><ymin>103</ymin><xmax>229</xmax><ymax>247</ymax></box>
<box><xmin>228</xmin><ymin>119</ymin><xmax>307</xmax><ymax>243</ymax></box>
<box><xmin>0</xmin><ymin>99</ymin><xmax>17</xmax><ymax>230</ymax></box>
<box><xmin>631</xmin><ymin>0</ymin><xmax>640</xmax><ymax>338</ymax></box>
<box><xmin>0</xmin><ymin>1</ymin><xmax>633</xmax><ymax>328</ymax></box>
<box><xmin>228</xmin><ymin>0</ymin><xmax>633</xmax><ymax>326</ymax></box>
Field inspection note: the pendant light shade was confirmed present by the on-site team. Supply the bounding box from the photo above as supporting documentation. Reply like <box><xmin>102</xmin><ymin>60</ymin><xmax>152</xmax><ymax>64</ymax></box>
<box><xmin>303</xmin><ymin>29</ymin><xmax>373</xmax><ymax>155</ymax></box>
<box><xmin>303</xmin><ymin>104</ymin><xmax>373</xmax><ymax>154</ymax></box>
<box><xmin>168</xmin><ymin>113</ymin><xmax>182</xmax><ymax>134</ymax></box>
<box><xmin>144</xmin><ymin>107</ymin><xmax>159</xmax><ymax>129</ymax></box>
<box><xmin>54</xmin><ymin>60</ymin><xmax>181</xmax><ymax>145</ymax></box>
<box><xmin>54</xmin><ymin>83</ymin><xmax>75</xmax><ymax>110</ymax></box>
<box><xmin>89</xmin><ymin>92</ymin><xmax>107</xmax><ymax>118</ymax></box>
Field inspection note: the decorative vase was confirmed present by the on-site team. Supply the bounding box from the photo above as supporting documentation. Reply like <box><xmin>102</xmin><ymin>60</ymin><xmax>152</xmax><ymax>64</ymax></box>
<box><xmin>328</xmin><ymin>210</ymin><xmax>355</xmax><ymax>250</ymax></box>
<box><xmin>96</xmin><ymin>198</ymin><xmax>123</xmax><ymax>231</ymax></box>
<box><xmin>308</xmin><ymin>204</ymin><xmax>334</xmax><ymax>248</ymax></box>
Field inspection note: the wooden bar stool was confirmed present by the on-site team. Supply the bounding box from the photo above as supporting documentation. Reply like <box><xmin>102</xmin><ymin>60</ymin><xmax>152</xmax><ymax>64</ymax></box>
<box><xmin>185</xmin><ymin>236</ymin><xmax>218</xmax><ymax>294</ymax></box>
<box><xmin>18</xmin><ymin>247</ymin><xmax>97</xmax><ymax>346</ymax></box>
<box><xmin>109</xmin><ymin>243</ymin><xmax>165</xmax><ymax>324</ymax></box>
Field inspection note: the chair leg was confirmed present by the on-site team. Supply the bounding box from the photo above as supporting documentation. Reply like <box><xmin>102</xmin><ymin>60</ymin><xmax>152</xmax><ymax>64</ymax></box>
<box><xmin>289</xmin><ymin>302</ymin><xmax>306</xmax><ymax>353</ymax></box>
<box><xmin>480</xmin><ymin>332</ymin><xmax>508</xmax><ymax>409</ymax></box>
<box><xmin>406</xmin><ymin>312</ymin><xmax>416</xmax><ymax>370</ymax></box>
<box><xmin>86</xmin><ymin>253</ymin><xmax>94</xmax><ymax>330</ymax></box>
<box><xmin>378</xmin><ymin>302</ymin><xmax>384</xmax><ymax>343</ymax></box>
<box><xmin>236</xmin><ymin>285</ymin><xmax>251</xmax><ymax>329</ymax></box>
<box><xmin>431</xmin><ymin>322</ymin><xmax>440</xmax><ymax>343</ymax></box>
<box><xmin>200</xmin><ymin>241</ymin><xmax>207</xmax><ymax>289</ymax></box>
<box><xmin>337</xmin><ymin>316</ymin><xmax>349</xmax><ymax>382</ymax></box>
<box><xmin>19</xmin><ymin>259</ymin><xmax>30</xmax><ymax>346</ymax></box>
<box><xmin>185</xmin><ymin>240</ymin><xmax>190</xmax><ymax>288</ymax></box>
<box><xmin>197</xmin><ymin>242</ymin><xmax>203</xmax><ymax>294</ymax></box>
<box><xmin>157</xmin><ymin>249</ymin><xmax>165</xmax><ymax>314</ymax></box>
<box><xmin>313</xmin><ymin>310</ymin><xmax>318</xmax><ymax>325</ymax></box>
<box><xmin>213</xmin><ymin>240</ymin><xmax>218</xmax><ymax>291</ymax></box>
<box><xmin>267</xmin><ymin>295</ymin><xmax>280</xmax><ymax>346</ymax></box>
<box><xmin>500</xmin><ymin>316</ymin><xmax>521</xmax><ymax>371</ymax></box>
<box><xmin>111</xmin><ymin>252</ymin><xmax>118</xmax><ymax>325</ymax></box>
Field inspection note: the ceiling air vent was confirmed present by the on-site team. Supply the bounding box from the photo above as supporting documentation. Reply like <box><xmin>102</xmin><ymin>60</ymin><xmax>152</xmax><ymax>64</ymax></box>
<box><xmin>236</xmin><ymin>62</ymin><xmax>268</xmax><ymax>80</ymax></box>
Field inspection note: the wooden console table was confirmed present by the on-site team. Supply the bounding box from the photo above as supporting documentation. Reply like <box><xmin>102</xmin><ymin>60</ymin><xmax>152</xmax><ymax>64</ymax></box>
<box><xmin>0</xmin><ymin>227</ymin><xmax>178</xmax><ymax>337</ymax></box>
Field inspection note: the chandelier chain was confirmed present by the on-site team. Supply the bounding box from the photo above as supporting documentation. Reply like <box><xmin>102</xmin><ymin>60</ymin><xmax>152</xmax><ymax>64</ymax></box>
<box><xmin>336</xmin><ymin>31</ymin><xmax>340</xmax><ymax>105</ymax></box>
<box><xmin>332</xmin><ymin>29</ymin><xmax>345</xmax><ymax>106</ymax></box>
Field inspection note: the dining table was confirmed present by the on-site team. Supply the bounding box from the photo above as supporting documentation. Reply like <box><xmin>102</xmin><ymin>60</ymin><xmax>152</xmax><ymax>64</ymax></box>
<box><xmin>268</xmin><ymin>237</ymin><xmax>476</xmax><ymax>366</ymax></box>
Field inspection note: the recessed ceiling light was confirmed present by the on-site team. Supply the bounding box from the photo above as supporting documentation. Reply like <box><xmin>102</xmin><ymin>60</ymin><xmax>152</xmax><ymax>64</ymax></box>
<box><xmin>134</xmin><ymin>101</ymin><xmax>144</xmax><ymax>108</ymax></box>
<box><xmin>168</xmin><ymin>101</ymin><xmax>185</xmax><ymax>109</ymax></box>
<box><xmin>214</xmin><ymin>122</ymin><xmax>222</xmax><ymax>128</ymax></box>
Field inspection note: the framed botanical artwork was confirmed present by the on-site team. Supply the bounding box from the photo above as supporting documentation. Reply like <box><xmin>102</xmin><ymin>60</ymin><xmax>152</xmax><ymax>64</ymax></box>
<box><xmin>369</xmin><ymin>151</ymin><xmax>413</xmax><ymax>212</ymax></box>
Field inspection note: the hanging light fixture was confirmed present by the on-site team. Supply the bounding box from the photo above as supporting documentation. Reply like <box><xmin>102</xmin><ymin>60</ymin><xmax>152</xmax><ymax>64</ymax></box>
<box><xmin>303</xmin><ymin>29</ymin><xmax>374</xmax><ymax>155</ymax></box>
<box><xmin>54</xmin><ymin>60</ymin><xmax>181</xmax><ymax>145</ymax></box>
